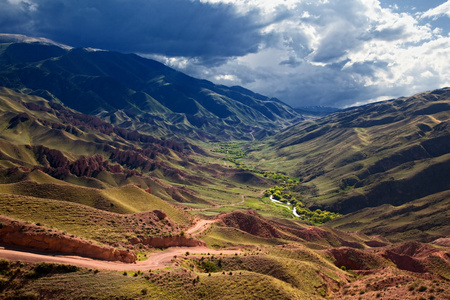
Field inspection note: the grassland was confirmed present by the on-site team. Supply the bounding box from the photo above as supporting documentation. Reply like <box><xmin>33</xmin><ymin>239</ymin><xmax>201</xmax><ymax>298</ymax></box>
<box><xmin>200</xmin><ymin>226</ymin><xmax>283</xmax><ymax>248</ymax></box>
<box><xmin>3</xmin><ymin>256</ymin><xmax>449</xmax><ymax>300</ymax></box>
<box><xmin>0</xmin><ymin>193</ymin><xmax>183</xmax><ymax>246</ymax></box>
<box><xmin>0</xmin><ymin>259</ymin><xmax>329</xmax><ymax>300</ymax></box>
<box><xmin>0</xmin><ymin>180</ymin><xmax>192</xmax><ymax>226</ymax></box>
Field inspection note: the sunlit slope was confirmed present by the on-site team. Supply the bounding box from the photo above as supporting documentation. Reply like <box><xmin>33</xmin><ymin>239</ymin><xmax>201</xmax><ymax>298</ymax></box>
<box><xmin>0</xmin><ymin>180</ymin><xmax>192</xmax><ymax>226</ymax></box>
<box><xmin>0</xmin><ymin>193</ymin><xmax>186</xmax><ymax>246</ymax></box>
<box><xmin>247</xmin><ymin>88</ymin><xmax>450</xmax><ymax>213</ymax></box>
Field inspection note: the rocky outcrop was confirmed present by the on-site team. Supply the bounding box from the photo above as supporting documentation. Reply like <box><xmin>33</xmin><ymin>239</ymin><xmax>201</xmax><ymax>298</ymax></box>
<box><xmin>0</xmin><ymin>216</ymin><xmax>136</xmax><ymax>263</ymax></box>
<box><xmin>132</xmin><ymin>235</ymin><xmax>206</xmax><ymax>248</ymax></box>
<box><xmin>33</xmin><ymin>145</ymin><xmax>70</xmax><ymax>169</ymax></box>
<box><xmin>152</xmin><ymin>209</ymin><xmax>167</xmax><ymax>220</ymax></box>
<box><xmin>8</xmin><ymin>113</ymin><xmax>31</xmax><ymax>128</ymax></box>
<box><xmin>32</xmin><ymin>145</ymin><xmax>123</xmax><ymax>179</ymax></box>
<box><xmin>69</xmin><ymin>154</ymin><xmax>108</xmax><ymax>177</ymax></box>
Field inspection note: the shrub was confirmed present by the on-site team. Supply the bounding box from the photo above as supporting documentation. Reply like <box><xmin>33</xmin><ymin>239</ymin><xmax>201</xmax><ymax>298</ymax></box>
<box><xmin>33</xmin><ymin>262</ymin><xmax>79</xmax><ymax>277</ymax></box>
<box><xmin>418</xmin><ymin>286</ymin><xmax>427</xmax><ymax>292</ymax></box>
<box><xmin>0</xmin><ymin>259</ymin><xmax>10</xmax><ymax>271</ymax></box>
<box><xmin>201</xmin><ymin>261</ymin><xmax>217</xmax><ymax>273</ymax></box>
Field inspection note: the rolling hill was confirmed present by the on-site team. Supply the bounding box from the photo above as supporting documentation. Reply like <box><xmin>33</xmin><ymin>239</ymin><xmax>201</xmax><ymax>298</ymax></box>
<box><xmin>246</xmin><ymin>88</ymin><xmax>450</xmax><ymax>219</ymax></box>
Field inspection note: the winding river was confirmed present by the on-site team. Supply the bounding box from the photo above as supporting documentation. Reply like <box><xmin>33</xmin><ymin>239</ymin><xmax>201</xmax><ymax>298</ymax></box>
<box><xmin>269</xmin><ymin>195</ymin><xmax>300</xmax><ymax>217</ymax></box>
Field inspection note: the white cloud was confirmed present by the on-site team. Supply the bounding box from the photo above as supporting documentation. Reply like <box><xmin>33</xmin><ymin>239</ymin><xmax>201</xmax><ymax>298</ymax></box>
<box><xmin>214</xmin><ymin>74</ymin><xmax>238</xmax><ymax>82</ymax></box>
<box><xmin>421</xmin><ymin>1</ymin><xmax>450</xmax><ymax>19</ymax></box>
<box><xmin>186</xmin><ymin>0</ymin><xmax>450</xmax><ymax>107</ymax></box>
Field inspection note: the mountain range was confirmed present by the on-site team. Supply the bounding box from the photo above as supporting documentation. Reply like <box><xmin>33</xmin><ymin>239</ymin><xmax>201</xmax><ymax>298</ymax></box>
<box><xmin>0</xmin><ymin>35</ymin><xmax>449</xmax><ymax>299</ymax></box>
<box><xmin>0</xmin><ymin>34</ymin><xmax>301</xmax><ymax>142</ymax></box>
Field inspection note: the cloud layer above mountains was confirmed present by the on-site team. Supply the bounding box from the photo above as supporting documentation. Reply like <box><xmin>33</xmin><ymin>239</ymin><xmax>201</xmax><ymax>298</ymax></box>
<box><xmin>1</xmin><ymin>0</ymin><xmax>450</xmax><ymax>107</ymax></box>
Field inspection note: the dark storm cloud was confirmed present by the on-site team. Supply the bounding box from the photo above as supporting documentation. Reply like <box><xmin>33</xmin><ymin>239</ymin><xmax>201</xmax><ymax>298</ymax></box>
<box><xmin>1</xmin><ymin>0</ymin><xmax>448</xmax><ymax>109</ymax></box>
<box><xmin>0</xmin><ymin>0</ymin><xmax>265</xmax><ymax>58</ymax></box>
<box><xmin>0</xmin><ymin>1</ymin><xmax>34</xmax><ymax>33</ymax></box>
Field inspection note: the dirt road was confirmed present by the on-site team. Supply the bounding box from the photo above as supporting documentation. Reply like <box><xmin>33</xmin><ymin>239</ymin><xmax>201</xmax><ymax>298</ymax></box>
<box><xmin>0</xmin><ymin>214</ymin><xmax>239</xmax><ymax>271</ymax></box>
<box><xmin>0</xmin><ymin>246</ymin><xmax>239</xmax><ymax>271</ymax></box>
<box><xmin>189</xmin><ymin>195</ymin><xmax>246</xmax><ymax>212</ymax></box>
<box><xmin>186</xmin><ymin>219</ymin><xmax>215</xmax><ymax>236</ymax></box>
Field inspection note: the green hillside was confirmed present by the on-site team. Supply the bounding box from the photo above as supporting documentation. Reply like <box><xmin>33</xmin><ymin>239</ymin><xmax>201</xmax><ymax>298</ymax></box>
<box><xmin>246</xmin><ymin>88</ymin><xmax>450</xmax><ymax>214</ymax></box>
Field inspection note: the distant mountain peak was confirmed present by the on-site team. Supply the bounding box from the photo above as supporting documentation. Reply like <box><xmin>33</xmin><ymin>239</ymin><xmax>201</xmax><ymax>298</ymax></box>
<box><xmin>0</xmin><ymin>33</ymin><xmax>73</xmax><ymax>50</ymax></box>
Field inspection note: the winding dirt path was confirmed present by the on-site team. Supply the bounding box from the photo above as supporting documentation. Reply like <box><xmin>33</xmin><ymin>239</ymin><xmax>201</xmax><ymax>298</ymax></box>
<box><xmin>186</xmin><ymin>219</ymin><xmax>215</xmax><ymax>236</ymax></box>
<box><xmin>0</xmin><ymin>246</ymin><xmax>239</xmax><ymax>271</ymax></box>
<box><xmin>0</xmin><ymin>213</ymin><xmax>240</xmax><ymax>271</ymax></box>
<box><xmin>249</xmin><ymin>129</ymin><xmax>255</xmax><ymax>141</ymax></box>
<box><xmin>188</xmin><ymin>195</ymin><xmax>246</xmax><ymax>212</ymax></box>
<box><xmin>0</xmin><ymin>195</ymin><xmax>247</xmax><ymax>271</ymax></box>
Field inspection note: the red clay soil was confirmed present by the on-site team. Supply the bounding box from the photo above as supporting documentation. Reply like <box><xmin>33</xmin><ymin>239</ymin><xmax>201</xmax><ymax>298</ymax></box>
<box><xmin>0</xmin><ymin>216</ymin><xmax>136</xmax><ymax>263</ymax></box>
<box><xmin>326</xmin><ymin>247</ymin><xmax>387</xmax><ymax>270</ymax></box>
<box><xmin>380</xmin><ymin>241</ymin><xmax>450</xmax><ymax>273</ymax></box>
<box><xmin>387</xmin><ymin>241</ymin><xmax>445</xmax><ymax>258</ymax></box>
<box><xmin>293</xmin><ymin>227</ymin><xmax>340</xmax><ymax>243</ymax></box>
<box><xmin>326</xmin><ymin>241</ymin><xmax>450</xmax><ymax>275</ymax></box>
<box><xmin>328</xmin><ymin>242</ymin><xmax>450</xmax><ymax>299</ymax></box>
<box><xmin>218</xmin><ymin>210</ymin><xmax>290</xmax><ymax>239</ymax></box>
<box><xmin>219</xmin><ymin>210</ymin><xmax>367</xmax><ymax>248</ymax></box>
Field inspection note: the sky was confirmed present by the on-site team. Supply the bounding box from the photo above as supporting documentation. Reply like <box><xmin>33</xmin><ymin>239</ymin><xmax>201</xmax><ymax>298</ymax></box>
<box><xmin>0</xmin><ymin>0</ymin><xmax>449</xmax><ymax>108</ymax></box>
